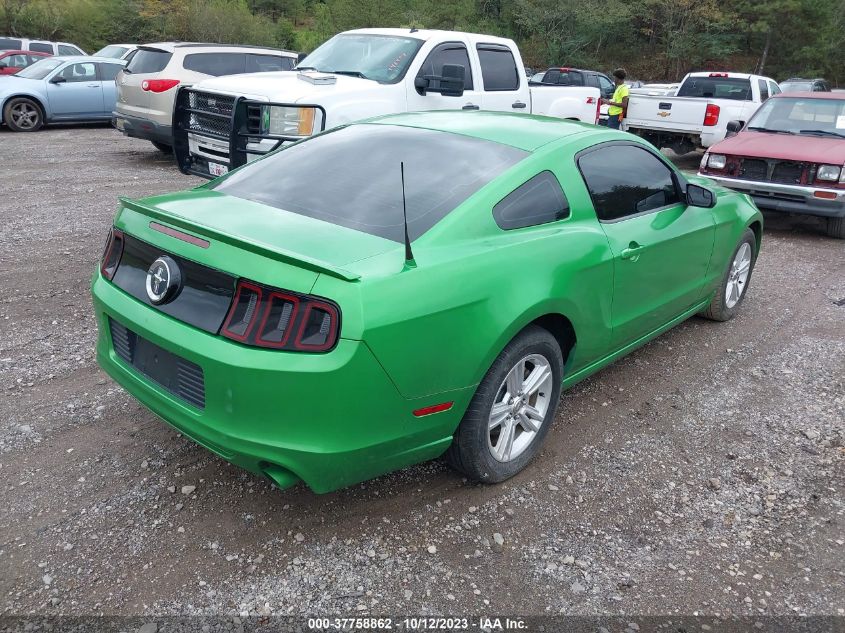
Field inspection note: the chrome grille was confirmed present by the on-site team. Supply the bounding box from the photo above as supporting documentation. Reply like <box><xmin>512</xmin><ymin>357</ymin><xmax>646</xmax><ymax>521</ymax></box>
<box><xmin>771</xmin><ymin>161</ymin><xmax>803</xmax><ymax>184</ymax></box>
<box><xmin>739</xmin><ymin>159</ymin><xmax>767</xmax><ymax>180</ymax></box>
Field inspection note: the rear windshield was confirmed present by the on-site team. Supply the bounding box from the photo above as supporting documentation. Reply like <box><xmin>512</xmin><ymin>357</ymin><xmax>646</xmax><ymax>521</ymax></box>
<box><xmin>213</xmin><ymin>124</ymin><xmax>528</xmax><ymax>242</ymax></box>
<box><xmin>677</xmin><ymin>76</ymin><xmax>752</xmax><ymax>101</ymax></box>
<box><xmin>0</xmin><ymin>38</ymin><xmax>22</xmax><ymax>50</ymax></box>
<box><xmin>127</xmin><ymin>48</ymin><xmax>172</xmax><ymax>74</ymax></box>
<box><xmin>94</xmin><ymin>45</ymin><xmax>129</xmax><ymax>59</ymax></box>
<box><xmin>779</xmin><ymin>81</ymin><xmax>813</xmax><ymax>93</ymax></box>
<box><xmin>537</xmin><ymin>69</ymin><xmax>584</xmax><ymax>86</ymax></box>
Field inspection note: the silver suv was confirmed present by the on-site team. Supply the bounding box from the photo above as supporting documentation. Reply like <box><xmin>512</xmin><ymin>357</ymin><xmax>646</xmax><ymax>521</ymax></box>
<box><xmin>113</xmin><ymin>43</ymin><xmax>298</xmax><ymax>152</ymax></box>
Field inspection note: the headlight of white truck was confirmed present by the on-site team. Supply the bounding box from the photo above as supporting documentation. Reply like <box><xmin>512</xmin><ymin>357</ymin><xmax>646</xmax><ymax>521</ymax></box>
<box><xmin>816</xmin><ymin>165</ymin><xmax>841</xmax><ymax>182</ymax></box>
<box><xmin>707</xmin><ymin>154</ymin><xmax>727</xmax><ymax>170</ymax></box>
<box><xmin>263</xmin><ymin>106</ymin><xmax>318</xmax><ymax>137</ymax></box>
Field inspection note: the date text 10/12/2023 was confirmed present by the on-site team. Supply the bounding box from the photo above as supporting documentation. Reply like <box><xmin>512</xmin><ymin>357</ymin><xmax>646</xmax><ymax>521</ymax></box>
<box><xmin>306</xmin><ymin>617</ymin><xmax>528</xmax><ymax>630</ymax></box>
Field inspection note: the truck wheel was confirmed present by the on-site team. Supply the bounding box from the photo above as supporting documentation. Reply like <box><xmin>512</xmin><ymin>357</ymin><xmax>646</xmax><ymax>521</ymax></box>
<box><xmin>3</xmin><ymin>97</ymin><xmax>43</xmax><ymax>132</ymax></box>
<box><xmin>826</xmin><ymin>217</ymin><xmax>845</xmax><ymax>239</ymax></box>
<box><xmin>446</xmin><ymin>325</ymin><xmax>563</xmax><ymax>483</ymax></box>
<box><xmin>700</xmin><ymin>228</ymin><xmax>756</xmax><ymax>322</ymax></box>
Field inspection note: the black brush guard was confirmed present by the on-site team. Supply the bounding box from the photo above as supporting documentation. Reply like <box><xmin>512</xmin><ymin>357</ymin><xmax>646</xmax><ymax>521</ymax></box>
<box><xmin>173</xmin><ymin>86</ymin><xmax>326</xmax><ymax>180</ymax></box>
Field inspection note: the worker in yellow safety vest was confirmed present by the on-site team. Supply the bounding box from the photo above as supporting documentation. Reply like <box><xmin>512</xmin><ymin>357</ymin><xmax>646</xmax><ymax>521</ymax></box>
<box><xmin>602</xmin><ymin>68</ymin><xmax>629</xmax><ymax>129</ymax></box>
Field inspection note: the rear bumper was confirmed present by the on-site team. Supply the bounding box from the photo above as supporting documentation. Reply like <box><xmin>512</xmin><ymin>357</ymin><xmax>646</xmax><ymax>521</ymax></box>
<box><xmin>699</xmin><ymin>173</ymin><xmax>845</xmax><ymax>218</ymax></box>
<box><xmin>625</xmin><ymin>124</ymin><xmax>719</xmax><ymax>149</ymax></box>
<box><xmin>91</xmin><ymin>273</ymin><xmax>468</xmax><ymax>493</ymax></box>
<box><xmin>112</xmin><ymin>111</ymin><xmax>172</xmax><ymax>146</ymax></box>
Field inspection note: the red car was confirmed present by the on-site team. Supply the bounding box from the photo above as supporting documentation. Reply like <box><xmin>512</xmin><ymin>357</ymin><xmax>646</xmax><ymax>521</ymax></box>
<box><xmin>699</xmin><ymin>92</ymin><xmax>845</xmax><ymax>238</ymax></box>
<box><xmin>0</xmin><ymin>50</ymin><xmax>51</xmax><ymax>75</ymax></box>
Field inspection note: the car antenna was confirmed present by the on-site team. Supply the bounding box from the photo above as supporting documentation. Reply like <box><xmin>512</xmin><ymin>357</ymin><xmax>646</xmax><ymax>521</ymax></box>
<box><xmin>400</xmin><ymin>161</ymin><xmax>416</xmax><ymax>268</ymax></box>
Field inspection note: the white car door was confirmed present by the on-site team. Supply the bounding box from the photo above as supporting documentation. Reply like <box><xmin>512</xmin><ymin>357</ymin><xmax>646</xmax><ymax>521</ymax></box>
<box><xmin>406</xmin><ymin>40</ymin><xmax>483</xmax><ymax>112</ymax></box>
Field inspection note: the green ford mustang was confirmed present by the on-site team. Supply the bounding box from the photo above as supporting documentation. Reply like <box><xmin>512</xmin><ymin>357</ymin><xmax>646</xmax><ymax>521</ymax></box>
<box><xmin>92</xmin><ymin>111</ymin><xmax>763</xmax><ymax>493</ymax></box>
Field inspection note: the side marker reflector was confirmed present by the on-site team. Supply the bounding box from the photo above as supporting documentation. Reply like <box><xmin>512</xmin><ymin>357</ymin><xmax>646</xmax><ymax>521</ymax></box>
<box><xmin>413</xmin><ymin>402</ymin><xmax>454</xmax><ymax>417</ymax></box>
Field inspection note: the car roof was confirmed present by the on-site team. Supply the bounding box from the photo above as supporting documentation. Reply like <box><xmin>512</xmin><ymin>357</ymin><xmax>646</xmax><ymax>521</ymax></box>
<box><xmin>345</xmin><ymin>28</ymin><xmax>515</xmax><ymax>47</ymax></box>
<box><xmin>0</xmin><ymin>49</ymin><xmax>37</xmax><ymax>55</ymax></box>
<box><xmin>139</xmin><ymin>42</ymin><xmax>297</xmax><ymax>55</ymax></box>
<box><xmin>772</xmin><ymin>91</ymin><xmax>843</xmax><ymax>100</ymax></box>
<box><xmin>51</xmin><ymin>55</ymin><xmax>124</xmax><ymax>63</ymax></box>
<box><xmin>365</xmin><ymin>110</ymin><xmax>597</xmax><ymax>152</ymax></box>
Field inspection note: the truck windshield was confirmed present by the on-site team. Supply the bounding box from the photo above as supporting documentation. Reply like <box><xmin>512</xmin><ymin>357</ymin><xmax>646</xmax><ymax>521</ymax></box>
<box><xmin>296</xmin><ymin>33</ymin><xmax>423</xmax><ymax>84</ymax></box>
<box><xmin>747</xmin><ymin>97</ymin><xmax>845</xmax><ymax>137</ymax></box>
<box><xmin>676</xmin><ymin>76</ymin><xmax>752</xmax><ymax>101</ymax></box>
<box><xmin>212</xmin><ymin>124</ymin><xmax>527</xmax><ymax>242</ymax></box>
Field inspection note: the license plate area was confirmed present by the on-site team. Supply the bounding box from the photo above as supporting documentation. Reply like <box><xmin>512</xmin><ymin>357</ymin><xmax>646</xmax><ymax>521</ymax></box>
<box><xmin>109</xmin><ymin>318</ymin><xmax>205</xmax><ymax>409</ymax></box>
<box><xmin>208</xmin><ymin>161</ymin><xmax>228</xmax><ymax>177</ymax></box>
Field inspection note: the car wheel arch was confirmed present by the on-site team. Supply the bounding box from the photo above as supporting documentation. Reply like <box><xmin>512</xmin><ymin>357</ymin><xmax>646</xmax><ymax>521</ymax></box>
<box><xmin>3</xmin><ymin>93</ymin><xmax>47</xmax><ymax>120</ymax></box>
<box><xmin>747</xmin><ymin>220</ymin><xmax>762</xmax><ymax>251</ymax></box>
<box><xmin>474</xmin><ymin>309</ymin><xmax>578</xmax><ymax>387</ymax></box>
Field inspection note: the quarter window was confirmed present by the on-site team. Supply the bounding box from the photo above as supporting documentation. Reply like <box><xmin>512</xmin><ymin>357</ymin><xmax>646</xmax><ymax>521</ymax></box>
<box><xmin>99</xmin><ymin>63</ymin><xmax>122</xmax><ymax>81</ymax></box>
<box><xmin>493</xmin><ymin>171</ymin><xmax>569</xmax><ymax>230</ymax></box>
<box><xmin>417</xmin><ymin>42</ymin><xmax>474</xmax><ymax>91</ymax></box>
<box><xmin>758</xmin><ymin>79</ymin><xmax>769</xmax><ymax>101</ymax></box>
<box><xmin>29</xmin><ymin>42</ymin><xmax>53</xmax><ymax>54</ymax></box>
<box><xmin>769</xmin><ymin>81</ymin><xmax>781</xmax><ymax>96</ymax></box>
<box><xmin>578</xmin><ymin>145</ymin><xmax>681</xmax><ymax>222</ymax></box>
<box><xmin>476</xmin><ymin>44</ymin><xmax>519</xmax><ymax>92</ymax></box>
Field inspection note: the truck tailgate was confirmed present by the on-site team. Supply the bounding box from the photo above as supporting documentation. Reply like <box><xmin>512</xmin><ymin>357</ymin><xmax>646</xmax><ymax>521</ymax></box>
<box><xmin>624</xmin><ymin>95</ymin><xmax>710</xmax><ymax>132</ymax></box>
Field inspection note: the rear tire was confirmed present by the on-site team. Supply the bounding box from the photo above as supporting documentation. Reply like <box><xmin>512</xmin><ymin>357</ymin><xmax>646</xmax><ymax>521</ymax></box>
<box><xmin>446</xmin><ymin>325</ymin><xmax>563</xmax><ymax>483</ymax></box>
<box><xmin>700</xmin><ymin>228</ymin><xmax>757</xmax><ymax>322</ymax></box>
<box><xmin>151</xmin><ymin>141</ymin><xmax>172</xmax><ymax>153</ymax></box>
<box><xmin>3</xmin><ymin>97</ymin><xmax>43</xmax><ymax>132</ymax></box>
<box><xmin>826</xmin><ymin>217</ymin><xmax>845</xmax><ymax>239</ymax></box>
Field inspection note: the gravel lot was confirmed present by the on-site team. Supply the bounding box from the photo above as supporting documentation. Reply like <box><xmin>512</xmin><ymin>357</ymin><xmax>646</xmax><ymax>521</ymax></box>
<box><xmin>1</xmin><ymin>125</ymin><xmax>843</xmax><ymax>622</ymax></box>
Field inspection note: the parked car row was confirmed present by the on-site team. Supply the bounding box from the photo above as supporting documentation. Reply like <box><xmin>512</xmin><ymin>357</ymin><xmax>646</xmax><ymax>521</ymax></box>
<box><xmin>0</xmin><ymin>36</ymin><xmax>86</xmax><ymax>56</ymax></box>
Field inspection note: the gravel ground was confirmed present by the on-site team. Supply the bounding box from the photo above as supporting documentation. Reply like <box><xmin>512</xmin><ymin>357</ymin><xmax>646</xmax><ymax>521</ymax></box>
<box><xmin>0</xmin><ymin>125</ymin><xmax>843</xmax><ymax>621</ymax></box>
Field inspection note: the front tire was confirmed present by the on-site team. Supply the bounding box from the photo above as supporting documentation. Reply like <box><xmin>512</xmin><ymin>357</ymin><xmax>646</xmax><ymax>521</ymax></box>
<box><xmin>3</xmin><ymin>97</ymin><xmax>43</xmax><ymax>132</ymax></box>
<box><xmin>151</xmin><ymin>141</ymin><xmax>172</xmax><ymax>153</ymax></box>
<box><xmin>826</xmin><ymin>217</ymin><xmax>845</xmax><ymax>239</ymax></box>
<box><xmin>700</xmin><ymin>228</ymin><xmax>757</xmax><ymax>322</ymax></box>
<box><xmin>447</xmin><ymin>325</ymin><xmax>563</xmax><ymax>483</ymax></box>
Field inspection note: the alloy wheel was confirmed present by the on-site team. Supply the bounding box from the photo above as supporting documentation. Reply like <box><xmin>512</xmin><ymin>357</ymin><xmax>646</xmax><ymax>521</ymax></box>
<box><xmin>725</xmin><ymin>242</ymin><xmax>752</xmax><ymax>308</ymax></box>
<box><xmin>488</xmin><ymin>354</ymin><xmax>553</xmax><ymax>462</ymax></box>
<box><xmin>10</xmin><ymin>102</ymin><xmax>39</xmax><ymax>130</ymax></box>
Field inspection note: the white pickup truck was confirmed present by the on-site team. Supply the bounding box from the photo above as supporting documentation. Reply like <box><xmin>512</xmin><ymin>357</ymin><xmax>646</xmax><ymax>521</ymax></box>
<box><xmin>173</xmin><ymin>28</ymin><xmax>600</xmax><ymax>178</ymax></box>
<box><xmin>623</xmin><ymin>72</ymin><xmax>781</xmax><ymax>154</ymax></box>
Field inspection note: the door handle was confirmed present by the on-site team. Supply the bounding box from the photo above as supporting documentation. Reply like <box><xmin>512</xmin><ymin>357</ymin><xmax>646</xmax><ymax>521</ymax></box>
<box><xmin>620</xmin><ymin>242</ymin><xmax>643</xmax><ymax>260</ymax></box>
<box><xmin>512</xmin><ymin>101</ymin><xmax>527</xmax><ymax>109</ymax></box>
<box><xmin>462</xmin><ymin>104</ymin><xmax>480</xmax><ymax>110</ymax></box>
<box><xmin>87</xmin><ymin>83</ymin><xmax>99</xmax><ymax>88</ymax></box>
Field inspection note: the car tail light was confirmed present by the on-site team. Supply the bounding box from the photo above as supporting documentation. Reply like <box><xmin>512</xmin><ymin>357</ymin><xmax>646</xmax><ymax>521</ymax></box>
<box><xmin>703</xmin><ymin>104</ymin><xmax>720</xmax><ymax>127</ymax></box>
<box><xmin>100</xmin><ymin>228</ymin><xmax>124</xmax><ymax>280</ymax></box>
<box><xmin>709</xmin><ymin>72</ymin><xmax>728</xmax><ymax>77</ymax></box>
<box><xmin>221</xmin><ymin>279</ymin><xmax>340</xmax><ymax>352</ymax></box>
<box><xmin>141</xmin><ymin>79</ymin><xmax>180</xmax><ymax>93</ymax></box>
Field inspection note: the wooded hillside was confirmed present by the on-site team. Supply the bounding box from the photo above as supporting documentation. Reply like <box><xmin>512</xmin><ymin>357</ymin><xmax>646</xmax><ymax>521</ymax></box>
<box><xmin>2</xmin><ymin>0</ymin><xmax>843</xmax><ymax>83</ymax></box>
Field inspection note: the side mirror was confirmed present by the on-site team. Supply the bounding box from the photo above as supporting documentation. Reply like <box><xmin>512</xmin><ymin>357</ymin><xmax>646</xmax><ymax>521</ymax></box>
<box><xmin>50</xmin><ymin>75</ymin><xmax>67</xmax><ymax>84</ymax></box>
<box><xmin>415</xmin><ymin>63</ymin><xmax>465</xmax><ymax>97</ymax></box>
<box><xmin>725</xmin><ymin>120</ymin><xmax>743</xmax><ymax>137</ymax></box>
<box><xmin>687</xmin><ymin>183</ymin><xmax>716</xmax><ymax>208</ymax></box>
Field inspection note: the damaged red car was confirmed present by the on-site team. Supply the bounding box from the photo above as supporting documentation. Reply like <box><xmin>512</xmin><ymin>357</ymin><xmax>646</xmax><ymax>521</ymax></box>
<box><xmin>699</xmin><ymin>92</ymin><xmax>845</xmax><ymax>238</ymax></box>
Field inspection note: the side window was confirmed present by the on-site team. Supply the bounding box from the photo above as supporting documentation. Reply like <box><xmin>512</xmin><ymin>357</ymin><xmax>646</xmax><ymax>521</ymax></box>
<box><xmin>769</xmin><ymin>81</ymin><xmax>781</xmax><ymax>96</ymax></box>
<box><xmin>578</xmin><ymin>145</ymin><xmax>681</xmax><ymax>222</ymax></box>
<box><xmin>542</xmin><ymin>69</ymin><xmax>560</xmax><ymax>84</ymax></box>
<box><xmin>7</xmin><ymin>54</ymin><xmax>29</xmax><ymax>68</ymax></box>
<box><xmin>245</xmin><ymin>54</ymin><xmax>292</xmax><ymax>73</ymax></box>
<box><xmin>493</xmin><ymin>171</ymin><xmax>569</xmax><ymax>230</ymax></box>
<box><xmin>58</xmin><ymin>62</ymin><xmax>97</xmax><ymax>83</ymax></box>
<box><xmin>0</xmin><ymin>38</ymin><xmax>22</xmax><ymax>49</ymax></box>
<box><xmin>30</xmin><ymin>42</ymin><xmax>53</xmax><ymax>54</ymax></box>
<box><xmin>476</xmin><ymin>44</ymin><xmax>519</xmax><ymax>92</ymax></box>
<box><xmin>416</xmin><ymin>43</ymin><xmax>474</xmax><ymax>91</ymax></box>
<box><xmin>585</xmin><ymin>74</ymin><xmax>599</xmax><ymax>88</ymax></box>
<box><xmin>758</xmin><ymin>79</ymin><xmax>769</xmax><ymax>101</ymax></box>
<box><xmin>99</xmin><ymin>63</ymin><xmax>122</xmax><ymax>81</ymax></box>
<box><xmin>598</xmin><ymin>75</ymin><xmax>614</xmax><ymax>99</ymax></box>
<box><xmin>183</xmin><ymin>52</ymin><xmax>246</xmax><ymax>77</ymax></box>
<box><xmin>58</xmin><ymin>45</ymin><xmax>82</xmax><ymax>56</ymax></box>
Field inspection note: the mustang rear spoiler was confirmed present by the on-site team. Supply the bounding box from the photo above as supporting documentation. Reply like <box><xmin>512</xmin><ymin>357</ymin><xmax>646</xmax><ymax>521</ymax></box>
<box><xmin>117</xmin><ymin>197</ymin><xmax>361</xmax><ymax>282</ymax></box>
